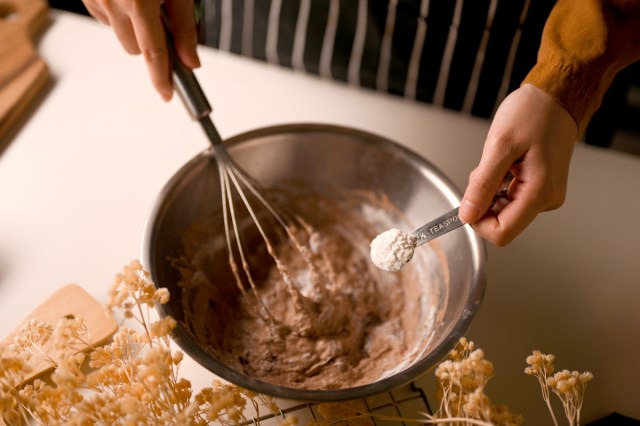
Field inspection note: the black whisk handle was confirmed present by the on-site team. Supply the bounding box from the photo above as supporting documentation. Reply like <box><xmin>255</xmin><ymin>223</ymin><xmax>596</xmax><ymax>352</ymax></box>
<box><xmin>161</xmin><ymin>6</ymin><xmax>212</xmax><ymax>120</ymax></box>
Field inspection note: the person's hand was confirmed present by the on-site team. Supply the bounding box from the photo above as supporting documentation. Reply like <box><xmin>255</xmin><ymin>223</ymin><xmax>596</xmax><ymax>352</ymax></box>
<box><xmin>82</xmin><ymin>0</ymin><xmax>200</xmax><ymax>101</ymax></box>
<box><xmin>458</xmin><ymin>84</ymin><xmax>578</xmax><ymax>246</ymax></box>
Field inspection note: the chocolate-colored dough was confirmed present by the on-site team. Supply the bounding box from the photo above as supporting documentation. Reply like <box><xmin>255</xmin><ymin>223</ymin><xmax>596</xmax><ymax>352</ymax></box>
<box><xmin>173</xmin><ymin>190</ymin><xmax>443</xmax><ymax>390</ymax></box>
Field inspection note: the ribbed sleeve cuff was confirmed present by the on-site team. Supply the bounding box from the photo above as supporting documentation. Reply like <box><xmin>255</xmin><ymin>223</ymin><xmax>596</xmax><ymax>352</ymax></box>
<box><xmin>522</xmin><ymin>59</ymin><xmax>615</xmax><ymax>133</ymax></box>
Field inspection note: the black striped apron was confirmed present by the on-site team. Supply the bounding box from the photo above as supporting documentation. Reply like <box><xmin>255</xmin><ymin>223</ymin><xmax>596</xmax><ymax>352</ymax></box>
<box><xmin>197</xmin><ymin>0</ymin><xmax>556</xmax><ymax>119</ymax></box>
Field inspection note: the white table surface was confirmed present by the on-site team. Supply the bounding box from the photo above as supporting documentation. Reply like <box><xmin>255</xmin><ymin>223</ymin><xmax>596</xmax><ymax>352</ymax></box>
<box><xmin>1</xmin><ymin>11</ymin><xmax>639</xmax><ymax>424</ymax></box>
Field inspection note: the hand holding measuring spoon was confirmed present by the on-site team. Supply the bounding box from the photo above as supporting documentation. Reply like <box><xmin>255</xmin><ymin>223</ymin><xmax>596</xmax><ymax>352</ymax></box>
<box><xmin>370</xmin><ymin>174</ymin><xmax>513</xmax><ymax>272</ymax></box>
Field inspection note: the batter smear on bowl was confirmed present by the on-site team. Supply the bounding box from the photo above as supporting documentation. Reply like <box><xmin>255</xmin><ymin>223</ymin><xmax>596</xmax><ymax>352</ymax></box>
<box><xmin>171</xmin><ymin>191</ymin><xmax>443</xmax><ymax>390</ymax></box>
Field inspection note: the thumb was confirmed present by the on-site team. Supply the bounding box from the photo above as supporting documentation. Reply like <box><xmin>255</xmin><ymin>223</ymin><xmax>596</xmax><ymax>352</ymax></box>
<box><xmin>459</xmin><ymin>164</ymin><xmax>513</xmax><ymax>224</ymax></box>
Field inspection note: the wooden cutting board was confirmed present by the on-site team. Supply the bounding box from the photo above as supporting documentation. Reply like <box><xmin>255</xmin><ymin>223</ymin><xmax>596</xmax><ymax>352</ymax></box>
<box><xmin>0</xmin><ymin>284</ymin><xmax>118</xmax><ymax>425</ymax></box>
<box><xmin>0</xmin><ymin>0</ymin><xmax>50</xmax><ymax>145</ymax></box>
<box><xmin>0</xmin><ymin>284</ymin><xmax>118</xmax><ymax>384</ymax></box>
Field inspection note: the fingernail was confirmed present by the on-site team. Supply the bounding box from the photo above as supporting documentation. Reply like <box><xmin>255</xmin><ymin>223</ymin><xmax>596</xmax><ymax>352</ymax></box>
<box><xmin>161</xmin><ymin>89</ymin><xmax>173</xmax><ymax>102</ymax></box>
<box><xmin>459</xmin><ymin>200</ymin><xmax>480</xmax><ymax>223</ymax></box>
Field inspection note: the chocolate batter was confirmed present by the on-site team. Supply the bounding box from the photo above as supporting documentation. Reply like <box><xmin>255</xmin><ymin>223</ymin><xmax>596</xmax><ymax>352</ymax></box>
<box><xmin>172</xmin><ymin>189</ymin><xmax>444</xmax><ymax>390</ymax></box>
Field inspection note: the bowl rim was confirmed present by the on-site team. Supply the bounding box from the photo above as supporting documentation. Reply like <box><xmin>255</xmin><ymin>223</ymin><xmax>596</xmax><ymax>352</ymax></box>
<box><xmin>140</xmin><ymin>122</ymin><xmax>487</xmax><ymax>401</ymax></box>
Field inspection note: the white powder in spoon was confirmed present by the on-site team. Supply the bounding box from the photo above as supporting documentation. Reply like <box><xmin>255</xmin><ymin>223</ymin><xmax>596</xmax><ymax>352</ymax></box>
<box><xmin>370</xmin><ymin>228</ymin><xmax>417</xmax><ymax>272</ymax></box>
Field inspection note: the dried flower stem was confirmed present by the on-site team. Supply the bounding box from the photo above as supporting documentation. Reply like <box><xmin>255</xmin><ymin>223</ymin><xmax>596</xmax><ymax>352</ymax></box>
<box><xmin>525</xmin><ymin>351</ymin><xmax>559</xmax><ymax>426</ymax></box>
<box><xmin>525</xmin><ymin>351</ymin><xmax>593</xmax><ymax>426</ymax></box>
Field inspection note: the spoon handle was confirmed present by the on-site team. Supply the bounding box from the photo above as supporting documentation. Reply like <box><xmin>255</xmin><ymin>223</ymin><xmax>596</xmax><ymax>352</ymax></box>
<box><xmin>411</xmin><ymin>207</ymin><xmax>463</xmax><ymax>246</ymax></box>
<box><xmin>411</xmin><ymin>173</ymin><xmax>514</xmax><ymax>247</ymax></box>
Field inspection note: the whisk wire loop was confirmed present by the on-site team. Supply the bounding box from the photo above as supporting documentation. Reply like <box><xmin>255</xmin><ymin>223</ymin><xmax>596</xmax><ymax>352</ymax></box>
<box><xmin>165</xmin><ymin>29</ymin><xmax>328</xmax><ymax>325</ymax></box>
<box><xmin>215</xmin><ymin>147</ymin><xmax>275</xmax><ymax>322</ymax></box>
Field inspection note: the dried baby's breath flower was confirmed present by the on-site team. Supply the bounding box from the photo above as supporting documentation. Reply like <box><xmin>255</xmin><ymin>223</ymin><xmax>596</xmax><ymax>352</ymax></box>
<box><xmin>108</xmin><ymin>259</ymin><xmax>161</xmax><ymax>314</ymax></box>
<box><xmin>525</xmin><ymin>351</ymin><xmax>593</xmax><ymax>426</ymax></box>
<box><xmin>149</xmin><ymin>316</ymin><xmax>178</xmax><ymax>339</ymax></box>
<box><xmin>463</xmin><ymin>388</ymin><xmax>492</xmax><ymax>420</ymax></box>
<box><xmin>154</xmin><ymin>287</ymin><xmax>170</xmax><ymax>305</ymax></box>
<box><xmin>525</xmin><ymin>350</ymin><xmax>555</xmax><ymax>377</ymax></box>
<box><xmin>449</xmin><ymin>336</ymin><xmax>475</xmax><ymax>361</ymax></box>
<box><xmin>9</xmin><ymin>319</ymin><xmax>53</xmax><ymax>362</ymax></box>
<box><xmin>0</xmin><ymin>357</ymin><xmax>30</xmax><ymax>383</ymax></box>
<box><xmin>436</xmin><ymin>348</ymin><xmax>493</xmax><ymax>395</ymax></box>
<box><xmin>52</xmin><ymin>315</ymin><xmax>91</xmax><ymax>353</ymax></box>
<box><xmin>172</xmin><ymin>350</ymin><xmax>184</xmax><ymax>365</ymax></box>
<box><xmin>87</xmin><ymin>344</ymin><xmax>114</xmax><ymax>369</ymax></box>
<box><xmin>195</xmin><ymin>380</ymin><xmax>257</xmax><ymax>425</ymax></box>
<box><xmin>548</xmin><ymin>369</ymin><xmax>593</xmax><ymax>426</ymax></box>
<box><xmin>525</xmin><ymin>349</ymin><xmax>559</xmax><ymax>425</ymax></box>
<box><xmin>0</xmin><ymin>357</ymin><xmax>31</xmax><ymax>424</ymax></box>
<box><xmin>51</xmin><ymin>356</ymin><xmax>84</xmax><ymax>393</ymax></box>
<box><xmin>434</xmin><ymin>338</ymin><xmax>521</xmax><ymax>426</ymax></box>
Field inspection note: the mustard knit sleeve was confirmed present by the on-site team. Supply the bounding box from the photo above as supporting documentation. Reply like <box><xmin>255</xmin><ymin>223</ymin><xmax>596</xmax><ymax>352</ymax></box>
<box><xmin>523</xmin><ymin>0</ymin><xmax>640</xmax><ymax>132</ymax></box>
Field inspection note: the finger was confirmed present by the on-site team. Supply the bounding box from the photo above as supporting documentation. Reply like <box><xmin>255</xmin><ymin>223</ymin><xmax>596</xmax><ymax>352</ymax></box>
<box><xmin>108</xmin><ymin>9</ymin><xmax>142</xmax><ymax>55</ymax></box>
<box><xmin>469</xmin><ymin>179</ymin><xmax>540</xmax><ymax>246</ymax></box>
<box><xmin>84</xmin><ymin>3</ymin><xmax>110</xmax><ymax>26</ymax></box>
<box><xmin>459</xmin><ymin>141</ymin><xmax>520</xmax><ymax>224</ymax></box>
<box><xmin>164</xmin><ymin>0</ymin><xmax>200</xmax><ymax>68</ymax></box>
<box><xmin>129</xmin><ymin>4</ymin><xmax>174</xmax><ymax>101</ymax></box>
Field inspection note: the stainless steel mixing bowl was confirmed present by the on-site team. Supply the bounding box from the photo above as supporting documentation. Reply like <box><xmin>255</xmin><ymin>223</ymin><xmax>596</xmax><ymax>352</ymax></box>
<box><xmin>140</xmin><ymin>123</ymin><xmax>486</xmax><ymax>401</ymax></box>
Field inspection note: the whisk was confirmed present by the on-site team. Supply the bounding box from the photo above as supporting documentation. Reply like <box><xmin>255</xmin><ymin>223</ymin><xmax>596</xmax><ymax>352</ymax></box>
<box><xmin>162</xmin><ymin>20</ymin><xmax>327</xmax><ymax>325</ymax></box>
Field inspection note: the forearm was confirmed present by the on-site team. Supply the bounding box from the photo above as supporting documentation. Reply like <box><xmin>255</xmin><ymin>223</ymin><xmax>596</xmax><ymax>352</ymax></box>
<box><xmin>523</xmin><ymin>0</ymin><xmax>640</xmax><ymax>132</ymax></box>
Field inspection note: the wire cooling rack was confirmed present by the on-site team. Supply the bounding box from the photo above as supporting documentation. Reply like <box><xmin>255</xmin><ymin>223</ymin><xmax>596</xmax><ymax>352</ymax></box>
<box><xmin>245</xmin><ymin>382</ymin><xmax>433</xmax><ymax>425</ymax></box>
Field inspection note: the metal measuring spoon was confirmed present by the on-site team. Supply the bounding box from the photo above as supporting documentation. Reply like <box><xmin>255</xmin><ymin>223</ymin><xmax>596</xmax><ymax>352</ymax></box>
<box><xmin>370</xmin><ymin>174</ymin><xmax>513</xmax><ymax>272</ymax></box>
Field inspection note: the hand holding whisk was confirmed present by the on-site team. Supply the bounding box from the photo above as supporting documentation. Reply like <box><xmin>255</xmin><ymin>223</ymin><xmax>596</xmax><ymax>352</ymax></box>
<box><xmin>161</xmin><ymin>11</ymin><xmax>329</xmax><ymax>328</ymax></box>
